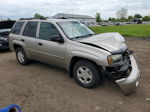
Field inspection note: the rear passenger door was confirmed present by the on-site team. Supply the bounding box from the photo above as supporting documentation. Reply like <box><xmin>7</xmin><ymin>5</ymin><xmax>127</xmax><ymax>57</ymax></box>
<box><xmin>22</xmin><ymin>21</ymin><xmax>38</xmax><ymax>58</ymax></box>
<box><xmin>36</xmin><ymin>22</ymin><xmax>66</xmax><ymax>67</ymax></box>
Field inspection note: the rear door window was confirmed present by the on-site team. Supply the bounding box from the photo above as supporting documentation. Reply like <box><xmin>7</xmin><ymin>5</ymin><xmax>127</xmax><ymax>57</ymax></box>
<box><xmin>11</xmin><ymin>22</ymin><xmax>24</xmax><ymax>35</ymax></box>
<box><xmin>23</xmin><ymin>22</ymin><xmax>38</xmax><ymax>38</ymax></box>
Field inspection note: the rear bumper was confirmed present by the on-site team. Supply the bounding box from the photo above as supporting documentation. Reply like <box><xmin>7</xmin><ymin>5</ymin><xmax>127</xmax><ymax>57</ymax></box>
<box><xmin>115</xmin><ymin>55</ymin><xmax>140</xmax><ymax>95</ymax></box>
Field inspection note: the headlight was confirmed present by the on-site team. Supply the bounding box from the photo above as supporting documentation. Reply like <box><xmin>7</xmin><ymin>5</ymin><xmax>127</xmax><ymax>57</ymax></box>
<box><xmin>108</xmin><ymin>54</ymin><xmax>123</xmax><ymax>66</ymax></box>
<box><xmin>0</xmin><ymin>37</ymin><xmax>8</xmax><ymax>41</ymax></box>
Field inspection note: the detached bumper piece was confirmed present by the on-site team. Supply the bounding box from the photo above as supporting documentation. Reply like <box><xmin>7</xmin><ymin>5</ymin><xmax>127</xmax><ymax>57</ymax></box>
<box><xmin>116</xmin><ymin>55</ymin><xmax>140</xmax><ymax>95</ymax></box>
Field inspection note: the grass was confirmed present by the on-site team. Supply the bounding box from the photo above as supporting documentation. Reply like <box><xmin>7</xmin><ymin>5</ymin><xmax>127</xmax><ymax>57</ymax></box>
<box><xmin>90</xmin><ymin>24</ymin><xmax>150</xmax><ymax>37</ymax></box>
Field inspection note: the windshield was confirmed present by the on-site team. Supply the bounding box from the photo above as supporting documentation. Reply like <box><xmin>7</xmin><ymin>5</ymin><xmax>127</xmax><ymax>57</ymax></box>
<box><xmin>57</xmin><ymin>21</ymin><xmax>95</xmax><ymax>39</ymax></box>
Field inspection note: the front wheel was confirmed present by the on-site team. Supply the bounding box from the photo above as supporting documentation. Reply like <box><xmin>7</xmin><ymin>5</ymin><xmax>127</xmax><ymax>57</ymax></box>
<box><xmin>73</xmin><ymin>60</ymin><xmax>101</xmax><ymax>88</ymax></box>
<box><xmin>15</xmin><ymin>47</ymin><xmax>29</xmax><ymax>65</ymax></box>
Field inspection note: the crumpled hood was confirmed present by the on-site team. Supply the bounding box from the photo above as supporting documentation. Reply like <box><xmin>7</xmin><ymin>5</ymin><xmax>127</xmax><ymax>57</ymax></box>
<box><xmin>78</xmin><ymin>32</ymin><xmax>127</xmax><ymax>52</ymax></box>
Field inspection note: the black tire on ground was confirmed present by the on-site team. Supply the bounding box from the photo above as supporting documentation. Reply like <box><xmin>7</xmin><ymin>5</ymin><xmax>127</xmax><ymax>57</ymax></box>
<box><xmin>15</xmin><ymin>47</ymin><xmax>29</xmax><ymax>65</ymax></box>
<box><xmin>73</xmin><ymin>60</ymin><xmax>101</xmax><ymax>88</ymax></box>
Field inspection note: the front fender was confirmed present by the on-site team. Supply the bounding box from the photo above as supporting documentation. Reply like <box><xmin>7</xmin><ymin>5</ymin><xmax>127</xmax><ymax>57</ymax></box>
<box><xmin>66</xmin><ymin>50</ymin><xmax>109</xmax><ymax>70</ymax></box>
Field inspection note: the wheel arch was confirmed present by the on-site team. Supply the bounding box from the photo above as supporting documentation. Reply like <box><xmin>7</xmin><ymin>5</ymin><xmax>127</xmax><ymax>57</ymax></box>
<box><xmin>14</xmin><ymin>44</ymin><xmax>23</xmax><ymax>51</ymax></box>
<box><xmin>69</xmin><ymin>56</ymin><xmax>102</xmax><ymax>78</ymax></box>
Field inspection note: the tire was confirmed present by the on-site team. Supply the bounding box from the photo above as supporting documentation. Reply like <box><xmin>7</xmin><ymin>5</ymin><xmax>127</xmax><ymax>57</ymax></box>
<box><xmin>15</xmin><ymin>47</ymin><xmax>29</xmax><ymax>65</ymax></box>
<box><xmin>73</xmin><ymin>60</ymin><xmax>101</xmax><ymax>88</ymax></box>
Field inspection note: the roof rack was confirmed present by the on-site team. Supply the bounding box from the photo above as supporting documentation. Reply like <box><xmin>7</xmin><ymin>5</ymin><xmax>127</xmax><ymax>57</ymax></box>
<box><xmin>19</xmin><ymin>17</ymin><xmax>46</xmax><ymax>20</ymax></box>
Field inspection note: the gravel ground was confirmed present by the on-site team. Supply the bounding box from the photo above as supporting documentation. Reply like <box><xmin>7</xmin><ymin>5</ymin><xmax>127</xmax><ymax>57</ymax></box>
<box><xmin>0</xmin><ymin>38</ymin><xmax>150</xmax><ymax>112</ymax></box>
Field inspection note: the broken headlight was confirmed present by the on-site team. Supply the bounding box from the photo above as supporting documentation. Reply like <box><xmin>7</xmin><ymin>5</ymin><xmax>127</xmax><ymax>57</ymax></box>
<box><xmin>108</xmin><ymin>54</ymin><xmax>123</xmax><ymax>66</ymax></box>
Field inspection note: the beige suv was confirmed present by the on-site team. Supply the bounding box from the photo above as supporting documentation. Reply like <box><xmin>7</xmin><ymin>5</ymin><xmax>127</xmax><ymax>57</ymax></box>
<box><xmin>9</xmin><ymin>18</ymin><xmax>140</xmax><ymax>95</ymax></box>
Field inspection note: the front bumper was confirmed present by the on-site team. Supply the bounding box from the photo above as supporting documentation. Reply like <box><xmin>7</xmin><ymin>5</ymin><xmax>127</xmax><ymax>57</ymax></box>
<box><xmin>115</xmin><ymin>55</ymin><xmax>140</xmax><ymax>95</ymax></box>
<box><xmin>0</xmin><ymin>41</ymin><xmax>9</xmax><ymax>50</ymax></box>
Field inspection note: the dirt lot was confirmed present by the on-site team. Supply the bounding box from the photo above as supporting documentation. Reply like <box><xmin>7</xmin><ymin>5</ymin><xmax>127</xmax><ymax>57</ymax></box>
<box><xmin>0</xmin><ymin>38</ymin><xmax>150</xmax><ymax>112</ymax></box>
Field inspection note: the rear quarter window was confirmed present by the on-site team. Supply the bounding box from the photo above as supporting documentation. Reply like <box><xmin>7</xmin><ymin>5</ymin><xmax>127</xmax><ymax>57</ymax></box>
<box><xmin>11</xmin><ymin>22</ymin><xmax>24</xmax><ymax>35</ymax></box>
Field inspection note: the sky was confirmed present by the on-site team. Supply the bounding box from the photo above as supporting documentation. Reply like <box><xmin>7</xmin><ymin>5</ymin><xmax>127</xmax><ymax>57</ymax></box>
<box><xmin>0</xmin><ymin>0</ymin><xmax>150</xmax><ymax>20</ymax></box>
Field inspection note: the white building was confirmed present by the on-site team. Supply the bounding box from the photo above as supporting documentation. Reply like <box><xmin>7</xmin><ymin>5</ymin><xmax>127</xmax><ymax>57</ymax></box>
<box><xmin>52</xmin><ymin>13</ymin><xmax>96</xmax><ymax>26</ymax></box>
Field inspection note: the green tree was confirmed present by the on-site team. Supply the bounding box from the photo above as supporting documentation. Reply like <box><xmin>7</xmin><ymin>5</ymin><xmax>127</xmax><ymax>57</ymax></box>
<box><xmin>34</xmin><ymin>13</ymin><xmax>45</xmax><ymax>19</ymax></box>
<box><xmin>111</xmin><ymin>18</ymin><xmax>116</xmax><ymax>22</ymax></box>
<box><xmin>108</xmin><ymin>17</ymin><xmax>116</xmax><ymax>22</ymax></box>
<box><xmin>143</xmin><ymin>16</ymin><xmax>150</xmax><ymax>21</ymax></box>
<box><xmin>120</xmin><ymin>18</ymin><xmax>128</xmax><ymax>22</ymax></box>
<box><xmin>96</xmin><ymin>13</ymin><xmax>101</xmax><ymax>22</ymax></box>
<box><xmin>128</xmin><ymin>16</ymin><xmax>133</xmax><ymax>20</ymax></box>
<box><xmin>134</xmin><ymin>14</ymin><xmax>142</xmax><ymax>19</ymax></box>
<box><xmin>108</xmin><ymin>17</ymin><xmax>112</xmax><ymax>21</ymax></box>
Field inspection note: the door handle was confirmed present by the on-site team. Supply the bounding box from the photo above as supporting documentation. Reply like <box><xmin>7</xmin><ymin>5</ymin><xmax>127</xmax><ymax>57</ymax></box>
<box><xmin>38</xmin><ymin>42</ymin><xmax>43</xmax><ymax>46</ymax></box>
<box><xmin>21</xmin><ymin>39</ymin><xmax>25</xmax><ymax>42</ymax></box>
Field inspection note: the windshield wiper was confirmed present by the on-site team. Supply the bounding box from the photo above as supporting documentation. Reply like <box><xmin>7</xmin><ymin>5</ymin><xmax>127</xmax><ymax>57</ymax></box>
<box><xmin>84</xmin><ymin>34</ymin><xmax>96</xmax><ymax>37</ymax></box>
<box><xmin>70</xmin><ymin>35</ymin><xmax>88</xmax><ymax>40</ymax></box>
<box><xmin>71</xmin><ymin>34</ymin><xmax>96</xmax><ymax>40</ymax></box>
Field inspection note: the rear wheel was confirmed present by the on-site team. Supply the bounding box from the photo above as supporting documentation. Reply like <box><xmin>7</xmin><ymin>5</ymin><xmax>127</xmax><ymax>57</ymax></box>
<box><xmin>73</xmin><ymin>60</ymin><xmax>101</xmax><ymax>88</ymax></box>
<box><xmin>15</xmin><ymin>47</ymin><xmax>29</xmax><ymax>65</ymax></box>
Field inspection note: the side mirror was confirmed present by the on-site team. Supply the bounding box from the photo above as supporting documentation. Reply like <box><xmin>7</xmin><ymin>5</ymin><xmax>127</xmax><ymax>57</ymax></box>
<box><xmin>51</xmin><ymin>35</ymin><xmax>64</xmax><ymax>43</ymax></box>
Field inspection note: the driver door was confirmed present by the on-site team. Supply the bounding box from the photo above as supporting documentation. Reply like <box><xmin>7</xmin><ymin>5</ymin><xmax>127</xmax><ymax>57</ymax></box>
<box><xmin>36</xmin><ymin>22</ymin><xmax>66</xmax><ymax>68</ymax></box>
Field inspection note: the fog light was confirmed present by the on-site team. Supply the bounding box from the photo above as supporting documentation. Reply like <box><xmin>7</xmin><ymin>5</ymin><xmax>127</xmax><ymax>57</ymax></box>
<box><xmin>127</xmin><ymin>69</ymin><xmax>131</xmax><ymax>76</ymax></box>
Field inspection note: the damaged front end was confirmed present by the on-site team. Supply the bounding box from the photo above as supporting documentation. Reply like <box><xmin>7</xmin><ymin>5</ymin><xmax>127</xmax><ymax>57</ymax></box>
<box><xmin>103</xmin><ymin>49</ymin><xmax>140</xmax><ymax>95</ymax></box>
<box><xmin>116</xmin><ymin>55</ymin><xmax>140</xmax><ymax>95</ymax></box>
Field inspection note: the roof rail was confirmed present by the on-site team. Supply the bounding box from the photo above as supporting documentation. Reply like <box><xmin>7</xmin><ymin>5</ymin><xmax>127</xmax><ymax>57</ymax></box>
<box><xmin>19</xmin><ymin>17</ymin><xmax>46</xmax><ymax>20</ymax></box>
